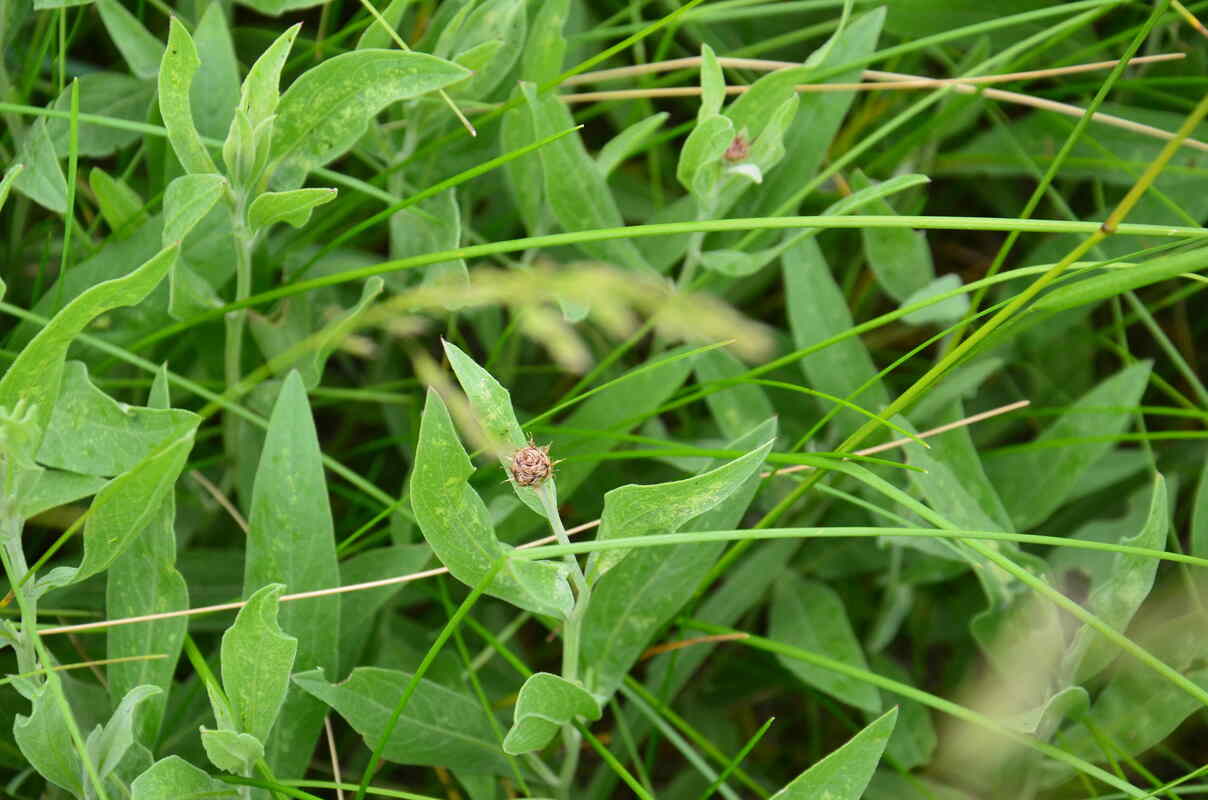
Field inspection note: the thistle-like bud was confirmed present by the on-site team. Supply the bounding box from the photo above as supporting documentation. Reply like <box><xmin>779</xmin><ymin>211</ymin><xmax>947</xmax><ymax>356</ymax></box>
<box><xmin>510</xmin><ymin>441</ymin><xmax>554</xmax><ymax>487</ymax></box>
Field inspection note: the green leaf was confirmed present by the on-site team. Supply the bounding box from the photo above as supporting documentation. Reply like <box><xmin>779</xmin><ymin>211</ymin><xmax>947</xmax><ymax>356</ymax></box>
<box><xmin>770</xmin><ymin>575</ymin><xmax>881</xmax><ymax>713</ymax></box>
<box><xmin>89</xmin><ymin>167</ymin><xmax>147</xmax><ymax>238</ymax></box>
<box><xmin>14</xmin><ymin>675</ymin><xmax>83</xmax><ymax>797</ymax></box>
<box><xmin>694</xmin><ymin>349</ymin><xmax>775</xmax><ymax>440</ymax></box>
<box><xmin>411</xmin><ymin>388</ymin><xmax>573</xmax><ymax>618</ymax></box>
<box><xmin>190</xmin><ymin>1</ymin><xmax>240</xmax><ymax>140</ymax></box>
<box><xmin>699</xmin><ymin>44</ymin><xmax>724</xmax><ymax>120</ymax></box>
<box><xmin>519</xmin><ymin>0</ymin><xmax>568</xmax><ymax>82</ymax></box>
<box><xmin>248</xmin><ymin>188</ymin><xmax>337</xmax><ymax>232</ymax></box>
<box><xmin>582</xmin><ymin>419</ymin><xmax>778</xmax><ymax>699</ymax></box>
<box><xmin>34</xmin><ymin>0</ymin><xmax>92</xmax><ymax>7</ymax></box>
<box><xmin>1055</xmin><ymin>613</ymin><xmax>1208</xmax><ymax>765</ymax></box>
<box><xmin>0</xmin><ymin>243</ymin><xmax>177</xmax><ymax>457</ymax></box>
<box><xmin>131</xmin><ymin>755</ymin><xmax>239</xmax><ymax>799</ymax></box>
<box><xmin>443</xmin><ymin>340</ymin><xmax>541</xmax><ymax>510</ymax></box>
<box><xmin>221</xmin><ymin>583</ymin><xmax>297</xmax><ymax>744</ymax></box>
<box><xmin>443</xmin><ymin>0</ymin><xmax>526</xmax><ymax>99</ymax></box>
<box><xmin>870</xmin><ymin>655</ymin><xmax>936</xmax><ymax>770</ymax></box>
<box><xmin>269</xmin><ymin>50</ymin><xmax>470</xmax><ymax>189</ymax></box>
<box><xmin>248</xmin><ymin>277</ymin><xmax>383</xmax><ymax>390</ymax></box>
<box><xmin>200</xmin><ymin>728</ymin><xmax>265</xmax><ymax>775</ymax></box>
<box><xmin>502</xmin><ymin>673</ymin><xmax>601</xmax><ymax>755</ymax></box>
<box><xmin>18</xmin><ymin>469</ymin><xmax>106</xmax><ymax>520</ymax></box>
<box><xmin>677</xmin><ymin>114</ymin><xmax>734</xmax><ymax>202</ymax></box>
<box><xmin>357</xmin><ymin>0</ymin><xmax>411</xmax><ymax>49</ymax></box>
<box><xmin>500</xmin><ymin>97</ymin><xmax>546</xmax><ymax>235</ymax></box>
<box><xmin>38</xmin><ymin>361</ymin><xmax>200</xmax><ymax>477</ymax></box>
<box><xmin>244</xmin><ymin>372</ymin><xmax>339</xmax><ymax>776</ymax></box>
<box><xmin>851</xmin><ymin>169</ymin><xmax>934</xmax><ymax>302</ymax></box>
<box><xmin>38</xmin><ymin>419</ymin><xmax>197</xmax><ymax>589</ymax></box>
<box><xmin>162</xmin><ymin>173</ymin><xmax>227</xmax><ymax>246</ymax></box>
<box><xmin>158</xmin><ymin>17</ymin><xmax>218</xmax><ymax>174</ymax></box>
<box><xmin>294</xmin><ymin>667</ymin><xmax>512</xmax><ymax>773</ymax></box>
<box><xmin>900</xmin><ymin>274</ymin><xmax>970</xmax><ymax>326</ymax></box>
<box><xmin>596</xmin><ymin>112</ymin><xmax>668</xmax><ymax>178</ymax></box>
<box><xmin>902</xmin><ymin>399</ymin><xmax>1013</xmax><ymax>534</ymax></box>
<box><xmin>519</xmin><ymin>82</ymin><xmax>650</xmax><ymax>271</ymax></box>
<box><xmin>586</xmin><ymin>438</ymin><xmax>775</xmax><ymax>581</ymax></box>
<box><xmin>389</xmin><ymin>189</ymin><xmax>467</xmax><ymax>306</ymax></box>
<box><xmin>169</xmin><ymin>260</ymin><xmax>226</xmax><ymax>320</ymax></box>
<box><xmin>235</xmin><ymin>0</ymin><xmax>325</xmax><ymax>17</ymax></box>
<box><xmin>770</xmin><ymin>707</ymin><xmax>897</xmax><ymax>799</ymax></box>
<box><xmin>782</xmin><ymin>237</ymin><xmax>888</xmax><ymax>436</ymax></box>
<box><xmin>0</xmin><ymin>162</ymin><xmax>23</xmax><ymax>218</ymax></box>
<box><xmin>107</xmin><ymin>367</ymin><xmax>189</xmax><ymax>749</ymax></box>
<box><xmin>984</xmin><ymin>361</ymin><xmax>1152</xmax><ymax>529</ymax></box>
<box><xmin>96</xmin><ymin>0</ymin><xmax>163</xmax><ymax>79</ymax></box>
<box><xmin>645</xmin><ymin>538</ymin><xmax>802</xmax><ymax>705</ymax></box>
<box><xmin>87</xmin><ymin>685</ymin><xmax>161</xmax><ymax>789</ymax></box>
<box><xmin>338</xmin><ymin>545</ymin><xmax>432</xmax><ymax>671</ymax></box>
<box><xmin>13</xmin><ymin>118</ymin><xmax>67</xmax><ymax>213</ymax></box>
<box><xmin>48</xmin><ymin>72</ymin><xmax>153</xmax><ymax>158</ymax></box>
<box><xmin>236</xmin><ymin>23</ymin><xmax>300</xmax><ymax>128</ymax></box>
<box><xmin>1193</xmin><ymin>454</ymin><xmax>1208</xmax><ymax>559</ymax></box>
<box><xmin>1065</xmin><ymin>473</ymin><xmax>1169</xmax><ymax>682</ymax></box>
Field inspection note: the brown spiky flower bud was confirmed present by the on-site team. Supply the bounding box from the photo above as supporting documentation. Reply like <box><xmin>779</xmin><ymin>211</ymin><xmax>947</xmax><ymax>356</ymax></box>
<box><xmin>510</xmin><ymin>441</ymin><xmax>554</xmax><ymax>487</ymax></box>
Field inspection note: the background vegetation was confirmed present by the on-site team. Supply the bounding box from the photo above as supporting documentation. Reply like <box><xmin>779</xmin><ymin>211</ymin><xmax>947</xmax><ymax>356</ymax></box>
<box><xmin>1</xmin><ymin>0</ymin><xmax>1207</xmax><ymax>798</ymax></box>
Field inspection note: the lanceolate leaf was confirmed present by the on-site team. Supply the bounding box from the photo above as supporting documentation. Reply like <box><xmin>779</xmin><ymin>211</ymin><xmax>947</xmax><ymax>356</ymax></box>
<box><xmin>269</xmin><ymin>50</ymin><xmax>470</xmax><ymax>189</ymax></box>
<box><xmin>294</xmin><ymin>667</ymin><xmax>512</xmax><ymax>774</ymax></box>
<box><xmin>106</xmin><ymin>367</ymin><xmax>190</xmax><ymax>749</ymax></box>
<box><xmin>770</xmin><ymin>707</ymin><xmax>897</xmax><ymax>799</ymax></box>
<box><xmin>985</xmin><ymin>361</ymin><xmax>1152</xmax><ymax>529</ymax></box>
<box><xmin>502</xmin><ymin>673</ymin><xmax>601</xmax><ymax>755</ymax></box>
<box><xmin>12</xmin><ymin>118</ymin><xmax>66</xmax><ymax>213</ymax></box>
<box><xmin>782</xmin><ymin>237</ymin><xmax>887</xmax><ymax>436</ymax></box>
<box><xmin>86</xmin><ymin>684</ymin><xmax>161</xmax><ymax>789</ymax></box>
<box><xmin>1065</xmin><ymin>473</ymin><xmax>1169</xmax><ymax>682</ymax></box>
<box><xmin>771</xmin><ymin>575</ymin><xmax>882</xmax><ymax>713</ymax></box>
<box><xmin>851</xmin><ymin>169</ymin><xmax>934</xmax><ymax>302</ymax></box>
<box><xmin>221</xmin><ymin>583</ymin><xmax>297</xmax><ymax>744</ymax></box>
<box><xmin>0</xmin><ymin>240</ymin><xmax>177</xmax><ymax>445</ymax></box>
<box><xmin>237</xmin><ymin>23</ymin><xmax>301</xmax><ymax>128</ymax></box>
<box><xmin>443</xmin><ymin>340</ymin><xmax>547</xmax><ymax>515</ymax></box>
<box><xmin>411</xmin><ymin>388</ymin><xmax>573</xmax><ymax>619</ymax></box>
<box><xmin>582</xmin><ymin>418</ymin><xmax>778</xmax><ymax>699</ymax></box>
<box><xmin>96</xmin><ymin>0</ymin><xmax>163</xmax><ymax>80</ymax></box>
<box><xmin>244</xmin><ymin>371</ymin><xmax>340</xmax><ymax>777</ymax></box>
<box><xmin>520</xmin><ymin>82</ymin><xmax>651</xmax><ymax>271</ymax></box>
<box><xmin>586</xmin><ymin>438</ymin><xmax>774</xmax><ymax>581</ymax></box>
<box><xmin>159</xmin><ymin>18</ymin><xmax>218</xmax><ymax>174</ymax></box>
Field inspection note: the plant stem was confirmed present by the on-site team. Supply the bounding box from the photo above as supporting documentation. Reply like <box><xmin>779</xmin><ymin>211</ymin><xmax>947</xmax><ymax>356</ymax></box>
<box><xmin>534</xmin><ymin>483</ymin><xmax>590</xmax><ymax>800</ymax></box>
<box><xmin>224</xmin><ymin>198</ymin><xmax>256</xmax><ymax>476</ymax></box>
<box><xmin>0</xmin><ymin>517</ymin><xmax>36</xmax><ymax>680</ymax></box>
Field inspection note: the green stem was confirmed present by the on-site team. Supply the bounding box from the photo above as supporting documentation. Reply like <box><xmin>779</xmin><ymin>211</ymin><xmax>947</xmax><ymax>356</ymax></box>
<box><xmin>534</xmin><ymin>483</ymin><xmax>590</xmax><ymax>800</ymax></box>
<box><xmin>0</xmin><ymin>518</ymin><xmax>36</xmax><ymax>680</ymax></box>
<box><xmin>223</xmin><ymin>201</ymin><xmax>256</xmax><ymax>475</ymax></box>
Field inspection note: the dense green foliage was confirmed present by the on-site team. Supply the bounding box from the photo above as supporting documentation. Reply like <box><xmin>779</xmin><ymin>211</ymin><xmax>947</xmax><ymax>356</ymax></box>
<box><xmin>1</xmin><ymin>0</ymin><xmax>1207</xmax><ymax>798</ymax></box>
